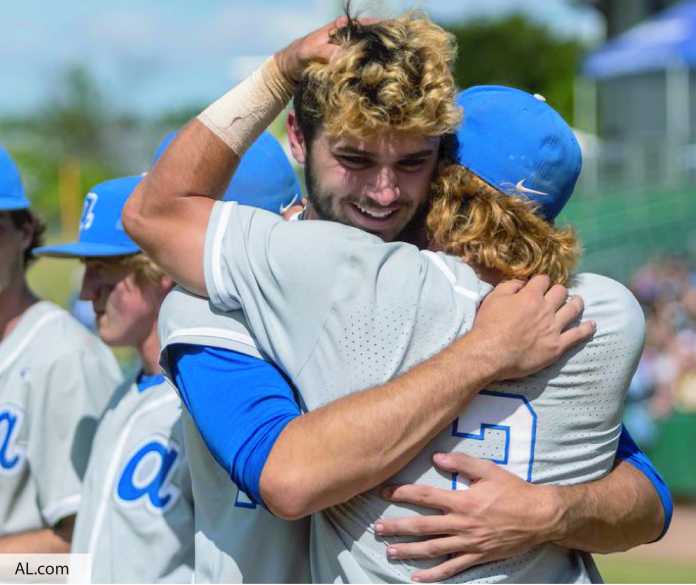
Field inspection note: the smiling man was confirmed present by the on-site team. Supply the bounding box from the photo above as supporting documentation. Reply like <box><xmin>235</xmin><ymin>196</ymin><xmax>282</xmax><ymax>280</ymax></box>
<box><xmin>296</xmin><ymin>131</ymin><xmax>440</xmax><ymax>240</ymax></box>
<box><xmin>125</xmin><ymin>10</ymin><xmax>669</xmax><ymax>584</ymax></box>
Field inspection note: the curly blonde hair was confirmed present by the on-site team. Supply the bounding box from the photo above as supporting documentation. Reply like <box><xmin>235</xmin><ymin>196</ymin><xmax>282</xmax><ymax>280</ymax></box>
<box><xmin>294</xmin><ymin>12</ymin><xmax>462</xmax><ymax>141</ymax></box>
<box><xmin>426</xmin><ymin>164</ymin><xmax>580</xmax><ymax>285</ymax></box>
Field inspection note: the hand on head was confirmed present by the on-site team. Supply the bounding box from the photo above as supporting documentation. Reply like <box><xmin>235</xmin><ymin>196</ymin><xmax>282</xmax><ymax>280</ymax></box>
<box><xmin>275</xmin><ymin>16</ymin><xmax>380</xmax><ymax>83</ymax></box>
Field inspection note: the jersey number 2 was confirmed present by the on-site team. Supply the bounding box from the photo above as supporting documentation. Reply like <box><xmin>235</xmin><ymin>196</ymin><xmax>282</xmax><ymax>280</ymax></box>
<box><xmin>450</xmin><ymin>390</ymin><xmax>537</xmax><ymax>488</ymax></box>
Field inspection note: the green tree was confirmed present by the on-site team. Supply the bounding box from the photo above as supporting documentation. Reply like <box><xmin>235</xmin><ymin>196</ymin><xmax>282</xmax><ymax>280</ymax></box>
<box><xmin>444</xmin><ymin>14</ymin><xmax>583</xmax><ymax>123</ymax></box>
<box><xmin>0</xmin><ymin>66</ymin><xmax>123</xmax><ymax>224</ymax></box>
<box><xmin>41</xmin><ymin>66</ymin><xmax>110</xmax><ymax>159</ymax></box>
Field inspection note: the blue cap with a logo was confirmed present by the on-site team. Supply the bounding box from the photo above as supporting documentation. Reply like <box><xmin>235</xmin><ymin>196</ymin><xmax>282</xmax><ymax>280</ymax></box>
<box><xmin>35</xmin><ymin>176</ymin><xmax>142</xmax><ymax>257</ymax></box>
<box><xmin>153</xmin><ymin>130</ymin><xmax>301</xmax><ymax>213</ymax></box>
<box><xmin>0</xmin><ymin>146</ymin><xmax>30</xmax><ymax>211</ymax></box>
<box><xmin>456</xmin><ymin>86</ymin><xmax>582</xmax><ymax>221</ymax></box>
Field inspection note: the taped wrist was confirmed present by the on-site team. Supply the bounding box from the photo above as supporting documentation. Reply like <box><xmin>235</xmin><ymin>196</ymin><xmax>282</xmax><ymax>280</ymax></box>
<box><xmin>197</xmin><ymin>56</ymin><xmax>295</xmax><ymax>156</ymax></box>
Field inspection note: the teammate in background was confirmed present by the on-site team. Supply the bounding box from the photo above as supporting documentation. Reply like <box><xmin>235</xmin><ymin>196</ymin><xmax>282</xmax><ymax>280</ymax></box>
<box><xmin>126</xmin><ymin>12</ymin><xmax>669</xmax><ymax>583</ymax></box>
<box><xmin>35</xmin><ymin>174</ymin><xmax>193</xmax><ymax>583</ymax></box>
<box><xmin>0</xmin><ymin>146</ymin><xmax>121</xmax><ymax>553</ymax></box>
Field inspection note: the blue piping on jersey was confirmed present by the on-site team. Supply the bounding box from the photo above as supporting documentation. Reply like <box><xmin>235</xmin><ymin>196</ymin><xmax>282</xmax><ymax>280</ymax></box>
<box><xmin>136</xmin><ymin>371</ymin><xmax>165</xmax><ymax>392</ymax></box>
<box><xmin>616</xmin><ymin>425</ymin><xmax>673</xmax><ymax>541</ymax></box>
<box><xmin>167</xmin><ymin>344</ymin><xmax>301</xmax><ymax>507</ymax></box>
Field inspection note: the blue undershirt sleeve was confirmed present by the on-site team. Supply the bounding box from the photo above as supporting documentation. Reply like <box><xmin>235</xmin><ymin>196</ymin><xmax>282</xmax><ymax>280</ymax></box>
<box><xmin>167</xmin><ymin>343</ymin><xmax>301</xmax><ymax>507</ymax></box>
<box><xmin>615</xmin><ymin>424</ymin><xmax>673</xmax><ymax>540</ymax></box>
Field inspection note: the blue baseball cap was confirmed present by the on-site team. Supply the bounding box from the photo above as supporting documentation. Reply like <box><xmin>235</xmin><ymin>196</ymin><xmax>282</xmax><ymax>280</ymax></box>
<box><xmin>0</xmin><ymin>146</ymin><xmax>30</xmax><ymax>211</ymax></box>
<box><xmin>456</xmin><ymin>86</ymin><xmax>582</xmax><ymax>221</ymax></box>
<box><xmin>34</xmin><ymin>176</ymin><xmax>142</xmax><ymax>258</ymax></box>
<box><xmin>152</xmin><ymin>130</ymin><xmax>301</xmax><ymax>213</ymax></box>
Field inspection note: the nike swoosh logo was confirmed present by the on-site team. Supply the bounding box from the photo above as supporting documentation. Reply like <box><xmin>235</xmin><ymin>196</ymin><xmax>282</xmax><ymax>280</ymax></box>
<box><xmin>279</xmin><ymin>193</ymin><xmax>299</xmax><ymax>214</ymax></box>
<box><xmin>515</xmin><ymin>179</ymin><xmax>548</xmax><ymax>196</ymax></box>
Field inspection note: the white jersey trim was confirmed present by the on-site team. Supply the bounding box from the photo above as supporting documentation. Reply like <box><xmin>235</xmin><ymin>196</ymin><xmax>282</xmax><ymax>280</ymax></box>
<box><xmin>87</xmin><ymin>391</ymin><xmax>181</xmax><ymax>557</ymax></box>
<box><xmin>0</xmin><ymin>309</ymin><xmax>64</xmax><ymax>374</ymax></box>
<box><xmin>420</xmin><ymin>250</ymin><xmax>481</xmax><ymax>302</ymax></box>
<box><xmin>164</xmin><ymin>327</ymin><xmax>258</xmax><ymax>352</ymax></box>
<box><xmin>209</xmin><ymin>202</ymin><xmax>240</xmax><ymax>312</ymax></box>
<box><xmin>43</xmin><ymin>494</ymin><xmax>81</xmax><ymax>526</ymax></box>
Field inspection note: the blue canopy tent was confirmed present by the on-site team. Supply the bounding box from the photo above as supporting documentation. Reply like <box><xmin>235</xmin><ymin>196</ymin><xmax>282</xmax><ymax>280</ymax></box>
<box><xmin>584</xmin><ymin>1</ymin><xmax>696</xmax><ymax>79</ymax></box>
<box><xmin>578</xmin><ymin>1</ymin><xmax>696</xmax><ymax>185</ymax></box>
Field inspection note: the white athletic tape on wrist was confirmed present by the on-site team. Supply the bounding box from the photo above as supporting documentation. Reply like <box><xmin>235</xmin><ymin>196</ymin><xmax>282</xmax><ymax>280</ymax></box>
<box><xmin>197</xmin><ymin>56</ymin><xmax>294</xmax><ymax>157</ymax></box>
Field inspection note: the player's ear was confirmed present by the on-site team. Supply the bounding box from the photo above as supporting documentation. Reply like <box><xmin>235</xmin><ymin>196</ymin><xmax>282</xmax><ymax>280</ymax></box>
<box><xmin>286</xmin><ymin>111</ymin><xmax>307</xmax><ymax>165</ymax></box>
<box><xmin>160</xmin><ymin>275</ymin><xmax>175</xmax><ymax>294</ymax></box>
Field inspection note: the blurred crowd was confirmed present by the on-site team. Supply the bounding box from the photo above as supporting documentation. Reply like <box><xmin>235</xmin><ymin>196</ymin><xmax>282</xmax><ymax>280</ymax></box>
<box><xmin>626</xmin><ymin>255</ymin><xmax>696</xmax><ymax>446</ymax></box>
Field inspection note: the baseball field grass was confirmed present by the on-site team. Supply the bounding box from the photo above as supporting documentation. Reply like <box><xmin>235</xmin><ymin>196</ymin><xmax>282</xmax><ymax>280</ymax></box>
<box><xmin>27</xmin><ymin>250</ymin><xmax>78</xmax><ymax>307</ymax></box>
<box><xmin>596</xmin><ymin>555</ymin><xmax>696</xmax><ymax>583</ymax></box>
<box><xmin>596</xmin><ymin>505</ymin><xmax>696</xmax><ymax>583</ymax></box>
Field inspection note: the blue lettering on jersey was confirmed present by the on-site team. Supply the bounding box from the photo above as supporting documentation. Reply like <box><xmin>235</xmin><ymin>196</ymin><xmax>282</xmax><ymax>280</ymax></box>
<box><xmin>0</xmin><ymin>406</ymin><xmax>25</xmax><ymax>475</ymax></box>
<box><xmin>452</xmin><ymin>420</ymin><xmax>511</xmax><ymax>464</ymax></box>
<box><xmin>449</xmin><ymin>390</ymin><xmax>537</xmax><ymax>488</ymax></box>
<box><xmin>234</xmin><ymin>488</ymin><xmax>257</xmax><ymax>509</ymax></box>
<box><xmin>116</xmin><ymin>439</ymin><xmax>181</xmax><ymax>513</ymax></box>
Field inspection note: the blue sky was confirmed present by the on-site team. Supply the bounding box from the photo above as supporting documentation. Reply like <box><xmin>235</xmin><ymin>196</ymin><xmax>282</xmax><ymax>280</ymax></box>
<box><xmin>1</xmin><ymin>0</ymin><xmax>603</xmax><ymax>117</ymax></box>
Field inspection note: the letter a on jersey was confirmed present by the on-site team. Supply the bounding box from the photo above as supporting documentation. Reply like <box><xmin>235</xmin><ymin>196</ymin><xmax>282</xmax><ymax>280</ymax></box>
<box><xmin>0</xmin><ymin>406</ymin><xmax>25</xmax><ymax>475</ymax></box>
<box><xmin>116</xmin><ymin>439</ymin><xmax>181</xmax><ymax>513</ymax></box>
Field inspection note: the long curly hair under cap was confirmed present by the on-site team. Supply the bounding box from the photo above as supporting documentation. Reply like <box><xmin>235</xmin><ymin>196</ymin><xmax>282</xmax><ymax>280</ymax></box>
<box><xmin>426</xmin><ymin>164</ymin><xmax>580</xmax><ymax>285</ymax></box>
<box><xmin>296</xmin><ymin>12</ymin><xmax>462</xmax><ymax>140</ymax></box>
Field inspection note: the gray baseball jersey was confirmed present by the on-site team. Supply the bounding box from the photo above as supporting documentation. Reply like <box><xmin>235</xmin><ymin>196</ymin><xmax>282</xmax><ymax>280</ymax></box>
<box><xmin>203</xmin><ymin>202</ymin><xmax>645</xmax><ymax>584</ymax></box>
<box><xmin>0</xmin><ymin>300</ymin><xmax>121</xmax><ymax>536</ymax></box>
<box><xmin>70</xmin><ymin>374</ymin><xmax>194</xmax><ymax>583</ymax></box>
<box><xmin>157</xmin><ymin>286</ymin><xmax>311</xmax><ymax>584</ymax></box>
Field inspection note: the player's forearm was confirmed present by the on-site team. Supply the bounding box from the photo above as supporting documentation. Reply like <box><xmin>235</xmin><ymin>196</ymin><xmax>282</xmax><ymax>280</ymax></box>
<box><xmin>261</xmin><ymin>329</ymin><xmax>498</xmax><ymax>519</ymax></box>
<box><xmin>0</xmin><ymin>517</ymin><xmax>74</xmax><ymax>553</ymax></box>
<box><xmin>126</xmin><ymin>53</ymin><xmax>293</xmax><ymax>222</ymax></box>
<box><xmin>122</xmin><ymin>121</ymin><xmax>235</xmax><ymax>294</ymax></box>
<box><xmin>550</xmin><ymin>460</ymin><xmax>664</xmax><ymax>553</ymax></box>
<box><xmin>262</xmin><ymin>280</ymin><xmax>592</xmax><ymax>519</ymax></box>
<box><xmin>123</xmin><ymin>57</ymin><xmax>293</xmax><ymax>294</ymax></box>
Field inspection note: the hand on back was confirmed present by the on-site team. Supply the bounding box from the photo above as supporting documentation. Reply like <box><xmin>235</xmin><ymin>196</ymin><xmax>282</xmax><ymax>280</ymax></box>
<box><xmin>471</xmin><ymin>275</ymin><xmax>595</xmax><ymax>381</ymax></box>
